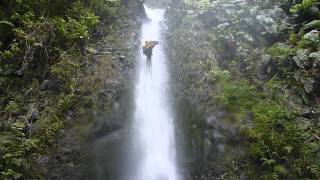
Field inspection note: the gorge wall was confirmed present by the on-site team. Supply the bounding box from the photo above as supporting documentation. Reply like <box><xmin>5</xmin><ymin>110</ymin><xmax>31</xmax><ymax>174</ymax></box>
<box><xmin>165</xmin><ymin>0</ymin><xmax>320</xmax><ymax>179</ymax></box>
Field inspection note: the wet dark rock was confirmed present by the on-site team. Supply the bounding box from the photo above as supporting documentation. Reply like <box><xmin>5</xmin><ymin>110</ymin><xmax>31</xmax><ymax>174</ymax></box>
<box><xmin>100</xmin><ymin>79</ymin><xmax>122</xmax><ymax>100</ymax></box>
<box><xmin>90</xmin><ymin>123</ymin><xmax>122</xmax><ymax>140</ymax></box>
<box><xmin>300</xmin><ymin>110</ymin><xmax>320</xmax><ymax>119</ymax></box>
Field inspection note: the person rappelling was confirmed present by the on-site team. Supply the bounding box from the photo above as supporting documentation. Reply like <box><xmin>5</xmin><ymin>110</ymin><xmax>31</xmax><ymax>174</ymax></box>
<box><xmin>142</xmin><ymin>40</ymin><xmax>159</xmax><ymax>67</ymax></box>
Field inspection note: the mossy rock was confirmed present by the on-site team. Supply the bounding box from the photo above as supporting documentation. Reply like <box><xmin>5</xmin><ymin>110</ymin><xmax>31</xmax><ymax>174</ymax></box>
<box><xmin>303</xmin><ymin>20</ymin><xmax>320</xmax><ymax>31</ymax></box>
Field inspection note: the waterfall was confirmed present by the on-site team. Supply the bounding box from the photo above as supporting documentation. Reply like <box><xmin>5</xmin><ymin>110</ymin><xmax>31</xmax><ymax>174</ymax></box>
<box><xmin>131</xmin><ymin>5</ymin><xmax>178</xmax><ymax>180</ymax></box>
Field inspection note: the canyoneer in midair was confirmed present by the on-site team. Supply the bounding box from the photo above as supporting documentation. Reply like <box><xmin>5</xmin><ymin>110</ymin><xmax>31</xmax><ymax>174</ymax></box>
<box><xmin>142</xmin><ymin>40</ymin><xmax>159</xmax><ymax>67</ymax></box>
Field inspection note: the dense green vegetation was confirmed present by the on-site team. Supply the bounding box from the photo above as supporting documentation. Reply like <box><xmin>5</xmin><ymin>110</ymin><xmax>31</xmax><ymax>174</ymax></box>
<box><xmin>207</xmin><ymin>0</ymin><xmax>320</xmax><ymax>178</ymax></box>
<box><xmin>0</xmin><ymin>0</ymin><xmax>124</xmax><ymax>179</ymax></box>
<box><xmin>207</xmin><ymin>65</ymin><xmax>319</xmax><ymax>178</ymax></box>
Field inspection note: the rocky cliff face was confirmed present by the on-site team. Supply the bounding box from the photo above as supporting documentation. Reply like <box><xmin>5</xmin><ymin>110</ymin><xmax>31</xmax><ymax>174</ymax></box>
<box><xmin>165</xmin><ymin>0</ymin><xmax>319</xmax><ymax>179</ymax></box>
<box><xmin>43</xmin><ymin>2</ymin><xmax>145</xmax><ymax>179</ymax></box>
<box><xmin>122</xmin><ymin>0</ymin><xmax>147</xmax><ymax>18</ymax></box>
<box><xmin>167</xmin><ymin>0</ymin><xmax>288</xmax><ymax>82</ymax></box>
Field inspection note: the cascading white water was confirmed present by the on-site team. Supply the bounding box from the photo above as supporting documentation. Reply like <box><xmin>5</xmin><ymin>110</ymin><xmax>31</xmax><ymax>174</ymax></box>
<box><xmin>131</xmin><ymin>5</ymin><xmax>178</xmax><ymax>180</ymax></box>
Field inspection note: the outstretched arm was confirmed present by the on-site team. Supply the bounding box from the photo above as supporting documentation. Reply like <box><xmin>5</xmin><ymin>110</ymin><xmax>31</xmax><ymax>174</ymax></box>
<box><xmin>150</xmin><ymin>41</ymin><xmax>159</xmax><ymax>48</ymax></box>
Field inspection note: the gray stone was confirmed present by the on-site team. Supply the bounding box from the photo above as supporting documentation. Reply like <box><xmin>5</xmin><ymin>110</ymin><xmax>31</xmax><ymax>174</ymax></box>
<box><xmin>236</xmin><ymin>31</ymin><xmax>254</xmax><ymax>42</ymax></box>
<box><xmin>262</xmin><ymin>54</ymin><xmax>272</xmax><ymax>63</ymax></box>
<box><xmin>294</xmin><ymin>71</ymin><xmax>302</xmax><ymax>82</ymax></box>
<box><xmin>300</xmin><ymin>76</ymin><xmax>315</xmax><ymax>94</ymax></box>
<box><xmin>257</xmin><ymin>54</ymin><xmax>278</xmax><ymax>81</ymax></box>
<box><xmin>255</xmin><ymin>8</ymin><xmax>281</xmax><ymax>35</ymax></box>
<box><xmin>217</xmin><ymin>22</ymin><xmax>230</xmax><ymax>29</ymax></box>
<box><xmin>311</xmin><ymin>51</ymin><xmax>320</xmax><ymax>77</ymax></box>
<box><xmin>309</xmin><ymin>51</ymin><xmax>320</xmax><ymax>69</ymax></box>
<box><xmin>293</xmin><ymin>49</ymin><xmax>312</xmax><ymax>69</ymax></box>
<box><xmin>250</xmin><ymin>6</ymin><xmax>260</xmax><ymax>16</ymax></box>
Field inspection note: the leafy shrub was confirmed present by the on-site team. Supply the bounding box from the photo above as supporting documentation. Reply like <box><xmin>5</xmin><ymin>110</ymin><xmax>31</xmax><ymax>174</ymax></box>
<box><xmin>297</xmin><ymin>38</ymin><xmax>317</xmax><ymax>49</ymax></box>
<box><xmin>288</xmin><ymin>31</ymin><xmax>299</xmax><ymax>45</ymax></box>
<box><xmin>206</xmin><ymin>66</ymin><xmax>256</xmax><ymax>117</ymax></box>
<box><xmin>0</xmin><ymin>0</ymin><xmax>107</xmax><ymax>178</ymax></box>
<box><xmin>0</xmin><ymin>121</ymin><xmax>39</xmax><ymax>179</ymax></box>
<box><xmin>89</xmin><ymin>0</ymin><xmax>120</xmax><ymax>19</ymax></box>
<box><xmin>4</xmin><ymin>102</ymin><xmax>19</xmax><ymax>114</ymax></box>
<box><xmin>216</xmin><ymin>80</ymin><xmax>255</xmax><ymax>115</ymax></box>
<box><xmin>266</xmin><ymin>43</ymin><xmax>294</xmax><ymax>61</ymax></box>
<box><xmin>55</xmin><ymin>17</ymin><xmax>89</xmax><ymax>42</ymax></box>
<box><xmin>245</xmin><ymin>99</ymin><xmax>320</xmax><ymax>178</ymax></box>
<box><xmin>290</xmin><ymin>0</ymin><xmax>319</xmax><ymax>17</ymax></box>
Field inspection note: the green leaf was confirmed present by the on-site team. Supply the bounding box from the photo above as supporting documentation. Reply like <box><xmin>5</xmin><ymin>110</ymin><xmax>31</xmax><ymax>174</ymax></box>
<box><xmin>12</xmin><ymin>122</ymin><xmax>24</xmax><ymax>130</ymax></box>
<box><xmin>11</xmin><ymin>158</ymin><xmax>23</xmax><ymax>167</ymax></box>
<box><xmin>261</xmin><ymin>158</ymin><xmax>276</xmax><ymax>166</ymax></box>
<box><xmin>1</xmin><ymin>169</ymin><xmax>23</xmax><ymax>179</ymax></box>
<box><xmin>283</xmin><ymin>145</ymin><xmax>293</xmax><ymax>154</ymax></box>
<box><xmin>274</xmin><ymin>164</ymin><xmax>288</xmax><ymax>175</ymax></box>
<box><xmin>2</xmin><ymin>153</ymin><xmax>14</xmax><ymax>160</ymax></box>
